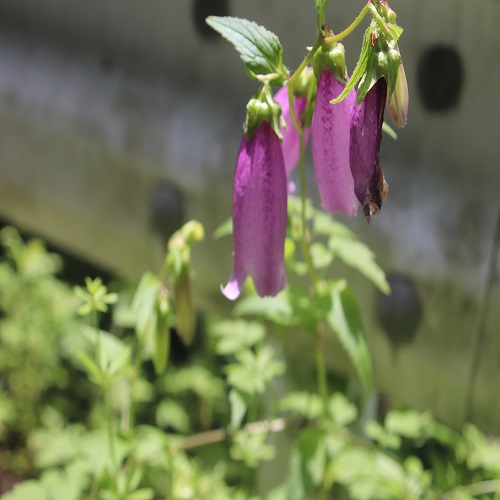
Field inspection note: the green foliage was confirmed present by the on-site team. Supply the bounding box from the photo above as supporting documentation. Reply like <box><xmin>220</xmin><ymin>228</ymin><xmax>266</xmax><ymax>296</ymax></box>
<box><xmin>326</xmin><ymin>281</ymin><xmax>372</xmax><ymax>393</ymax></box>
<box><xmin>205</xmin><ymin>17</ymin><xmax>288</xmax><ymax>84</ymax></box>
<box><xmin>2</xmin><ymin>220</ymin><xmax>500</xmax><ymax>500</ymax></box>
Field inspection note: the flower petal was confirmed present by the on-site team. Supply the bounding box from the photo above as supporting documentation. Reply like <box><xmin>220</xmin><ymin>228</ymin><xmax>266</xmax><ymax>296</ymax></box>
<box><xmin>311</xmin><ymin>70</ymin><xmax>359</xmax><ymax>216</ymax></box>
<box><xmin>274</xmin><ymin>86</ymin><xmax>311</xmax><ymax>176</ymax></box>
<box><xmin>222</xmin><ymin>121</ymin><xmax>287</xmax><ymax>299</ymax></box>
<box><xmin>350</xmin><ymin>78</ymin><xmax>388</xmax><ymax>222</ymax></box>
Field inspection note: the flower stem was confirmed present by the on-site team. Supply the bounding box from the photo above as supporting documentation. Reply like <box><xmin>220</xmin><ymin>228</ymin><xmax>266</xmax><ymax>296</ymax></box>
<box><xmin>323</xmin><ymin>4</ymin><xmax>370</xmax><ymax>44</ymax></box>
<box><xmin>92</xmin><ymin>308</ymin><xmax>118</xmax><ymax>485</ymax></box>
<box><xmin>315</xmin><ymin>324</ymin><xmax>329</xmax><ymax>417</ymax></box>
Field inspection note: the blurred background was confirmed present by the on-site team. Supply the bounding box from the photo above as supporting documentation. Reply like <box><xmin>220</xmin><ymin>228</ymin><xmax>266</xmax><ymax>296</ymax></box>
<box><xmin>0</xmin><ymin>0</ymin><xmax>498</xmax><ymax>435</ymax></box>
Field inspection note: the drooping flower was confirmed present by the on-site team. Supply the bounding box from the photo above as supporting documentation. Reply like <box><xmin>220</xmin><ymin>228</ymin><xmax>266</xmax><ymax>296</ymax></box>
<box><xmin>311</xmin><ymin>69</ymin><xmax>359</xmax><ymax>216</ymax></box>
<box><xmin>273</xmin><ymin>85</ymin><xmax>311</xmax><ymax>176</ymax></box>
<box><xmin>222</xmin><ymin>121</ymin><xmax>287</xmax><ymax>300</ymax></box>
<box><xmin>350</xmin><ymin>78</ymin><xmax>388</xmax><ymax>222</ymax></box>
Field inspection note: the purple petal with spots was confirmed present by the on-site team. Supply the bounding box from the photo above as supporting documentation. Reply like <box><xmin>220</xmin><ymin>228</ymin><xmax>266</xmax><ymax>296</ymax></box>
<box><xmin>311</xmin><ymin>70</ymin><xmax>359</xmax><ymax>216</ymax></box>
<box><xmin>350</xmin><ymin>78</ymin><xmax>388</xmax><ymax>222</ymax></box>
<box><xmin>222</xmin><ymin>121</ymin><xmax>287</xmax><ymax>300</ymax></box>
<box><xmin>274</xmin><ymin>86</ymin><xmax>311</xmax><ymax>176</ymax></box>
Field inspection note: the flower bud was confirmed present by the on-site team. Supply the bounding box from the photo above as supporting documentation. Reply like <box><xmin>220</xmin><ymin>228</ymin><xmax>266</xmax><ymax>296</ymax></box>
<box><xmin>372</xmin><ymin>0</ymin><xmax>397</xmax><ymax>23</ymax></box>
<box><xmin>312</xmin><ymin>42</ymin><xmax>347</xmax><ymax>84</ymax></box>
<box><xmin>386</xmin><ymin>60</ymin><xmax>408</xmax><ymax>128</ymax></box>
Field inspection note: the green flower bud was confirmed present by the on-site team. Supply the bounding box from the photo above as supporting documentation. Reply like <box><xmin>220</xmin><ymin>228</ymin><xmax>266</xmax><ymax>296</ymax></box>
<box><xmin>386</xmin><ymin>60</ymin><xmax>408</xmax><ymax>128</ymax></box>
<box><xmin>385</xmin><ymin>48</ymin><xmax>402</xmax><ymax>95</ymax></box>
<box><xmin>372</xmin><ymin>0</ymin><xmax>397</xmax><ymax>24</ymax></box>
<box><xmin>312</xmin><ymin>41</ymin><xmax>347</xmax><ymax>84</ymax></box>
<box><xmin>245</xmin><ymin>86</ymin><xmax>282</xmax><ymax>139</ymax></box>
<box><xmin>294</xmin><ymin>66</ymin><xmax>316</xmax><ymax>98</ymax></box>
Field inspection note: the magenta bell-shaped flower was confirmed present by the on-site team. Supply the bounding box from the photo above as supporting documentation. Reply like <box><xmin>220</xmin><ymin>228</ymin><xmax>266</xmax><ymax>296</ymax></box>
<box><xmin>350</xmin><ymin>78</ymin><xmax>388</xmax><ymax>222</ymax></box>
<box><xmin>273</xmin><ymin>86</ymin><xmax>310</xmax><ymax>176</ymax></box>
<box><xmin>311</xmin><ymin>70</ymin><xmax>359</xmax><ymax>216</ymax></box>
<box><xmin>222</xmin><ymin>121</ymin><xmax>287</xmax><ymax>300</ymax></box>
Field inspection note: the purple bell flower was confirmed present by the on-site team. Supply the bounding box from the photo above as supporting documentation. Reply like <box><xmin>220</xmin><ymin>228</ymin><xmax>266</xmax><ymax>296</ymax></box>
<box><xmin>311</xmin><ymin>70</ymin><xmax>359</xmax><ymax>216</ymax></box>
<box><xmin>273</xmin><ymin>86</ymin><xmax>311</xmax><ymax>176</ymax></box>
<box><xmin>222</xmin><ymin>121</ymin><xmax>287</xmax><ymax>300</ymax></box>
<box><xmin>350</xmin><ymin>78</ymin><xmax>388</xmax><ymax>222</ymax></box>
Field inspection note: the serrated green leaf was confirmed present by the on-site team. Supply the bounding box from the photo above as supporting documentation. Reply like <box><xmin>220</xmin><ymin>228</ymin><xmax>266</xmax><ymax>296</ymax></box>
<box><xmin>206</xmin><ymin>16</ymin><xmax>287</xmax><ymax>81</ymax></box>
<box><xmin>328</xmin><ymin>238</ymin><xmax>390</xmax><ymax>294</ymax></box>
<box><xmin>330</xmin><ymin>25</ymin><xmax>371</xmax><ymax>104</ymax></box>
<box><xmin>327</xmin><ymin>283</ymin><xmax>372</xmax><ymax>393</ymax></box>
<box><xmin>315</xmin><ymin>0</ymin><xmax>328</xmax><ymax>30</ymax></box>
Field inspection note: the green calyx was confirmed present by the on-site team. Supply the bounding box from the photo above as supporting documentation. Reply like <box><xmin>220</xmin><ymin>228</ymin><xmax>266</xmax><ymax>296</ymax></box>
<box><xmin>244</xmin><ymin>85</ymin><xmax>282</xmax><ymax>140</ymax></box>
<box><xmin>293</xmin><ymin>66</ymin><xmax>316</xmax><ymax>99</ymax></box>
<box><xmin>312</xmin><ymin>41</ymin><xmax>347</xmax><ymax>84</ymax></box>
<box><xmin>356</xmin><ymin>23</ymin><xmax>402</xmax><ymax>104</ymax></box>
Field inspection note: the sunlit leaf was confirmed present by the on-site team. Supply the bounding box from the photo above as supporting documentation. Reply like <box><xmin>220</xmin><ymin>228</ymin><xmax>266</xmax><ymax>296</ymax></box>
<box><xmin>326</xmin><ymin>283</ymin><xmax>372</xmax><ymax>393</ymax></box>
<box><xmin>206</xmin><ymin>16</ymin><xmax>287</xmax><ymax>82</ymax></box>
<box><xmin>328</xmin><ymin>238</ymin><xmax>390</xmax><ymax>294</ymax></box>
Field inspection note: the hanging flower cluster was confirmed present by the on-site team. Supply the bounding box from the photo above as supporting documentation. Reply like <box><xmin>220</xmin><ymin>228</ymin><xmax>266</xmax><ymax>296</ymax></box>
<box><xmin>209</xmin><ymin>0</ymin><xmax>408</xmax><ymax>300</ymax></box>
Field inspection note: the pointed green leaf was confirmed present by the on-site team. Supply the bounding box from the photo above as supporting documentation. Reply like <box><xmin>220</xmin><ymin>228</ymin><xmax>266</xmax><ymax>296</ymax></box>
<box><xmin>153</xmin><ymin>295</ymin><xmax>171</xmax><ymax>375</ymax></box>
<box><xmin>229</xmin><ymin>389</ymin><xmax>247</xmax><ymax>428</ymax></box>
<box><xmin>328</xmin><ymin>238</ymin><xmax>390</xmax><ymax>294</ymax></box>
<box><xmin>77</xmin><ymin>350</ymin><xmax>102</xmax><ymax>385</ymax></box>
<box><xmin>315</xmin><ymin>0</ymin><xmax>328</xmax><ymax>30</ymax></box>
<box><xmin>213</xmin><ymin>217</ymin><xmax>232</xmax><ymax>239</ymax></box>
<box><xmin>330</xmin><ymin>24</ymin><xmax>371</xmax><ymax>104</ymax></box>
<box><xmin>382</xmin><ymin>121</ymin><xmax>398</xmax><ymax>140</ymax></box>
<box><xmin>327</xmin><ymin>283</ymin><xmax>372</xmax><ymax>393</ymax></box>
<box><xmin>206</xmin><ymin>16</ymin><xmax>287</xmax><ymax>81</ymax></box>
<box><xmin>132</xmin><ymin>272</ymin><xmax>160</xmax><ymax>352</ymax></box>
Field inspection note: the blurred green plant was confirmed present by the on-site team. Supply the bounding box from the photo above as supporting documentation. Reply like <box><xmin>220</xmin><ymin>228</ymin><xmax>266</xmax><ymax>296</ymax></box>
<box><xmin>1</xmin><ymin>217</ymin><xmax>500</xmax><ymax>500</ymax></box>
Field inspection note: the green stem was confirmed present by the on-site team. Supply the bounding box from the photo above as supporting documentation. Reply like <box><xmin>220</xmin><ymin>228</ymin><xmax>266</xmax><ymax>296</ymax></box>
<box><xmin>288</xmin><ymin>36</ymin><xmax>322</xmax><ymax>133</ymax></box>
<box><xmin>315</xmin><ymin>325</ymin><xmax>329</xmax><ymax>418</ymax></box>
<box><xmin>92</xmin><ymin>308</ymin><xmax>118</xmax><ymax>485</ymax></box>
<box><xmin>323</xmin><ymin>4</ymin><xmax>370</xmax><ymax>44</ymax></box>
<box><xmin>105</xmin><ymin>386</ymin><xmax>118</xmax><ymax>476</ymax></box>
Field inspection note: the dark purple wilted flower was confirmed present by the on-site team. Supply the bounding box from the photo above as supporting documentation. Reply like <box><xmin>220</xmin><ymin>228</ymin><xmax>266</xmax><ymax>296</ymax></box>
<box><xmin>273</xmin><ymin>86</ymin><xmax>311</xmax><ymax>176</ymax></box>
<box><xmin>222</xmin><ymin>121</ymin><xmax>287</xmax><ymax>300</ymax></box>
<box><xmin>350</xmin><ymin>78</ymin><xmax>388</xmax><ymax>222</ymax></box>
<box><xmin>311</xmin><ymin>70</ymin><xmax>359</xmax><ymax>216</ymax></box>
